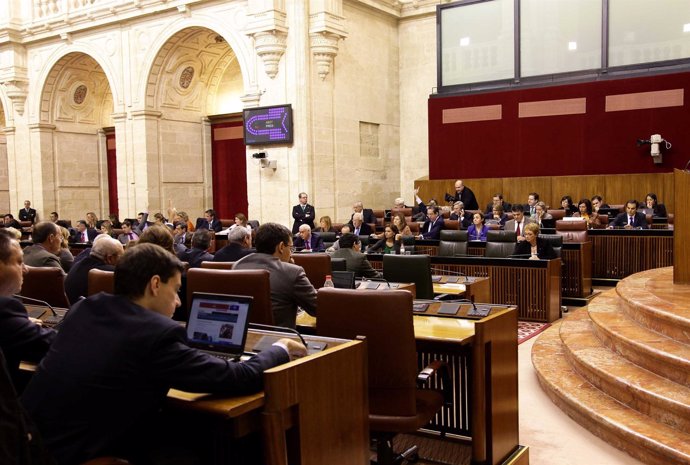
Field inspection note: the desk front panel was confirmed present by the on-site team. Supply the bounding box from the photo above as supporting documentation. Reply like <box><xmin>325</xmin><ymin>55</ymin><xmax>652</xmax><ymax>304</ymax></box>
<box><xmin>590</xmin><ymin>230</ymin><xmax>673</xmax><ymax>279</ymax></box>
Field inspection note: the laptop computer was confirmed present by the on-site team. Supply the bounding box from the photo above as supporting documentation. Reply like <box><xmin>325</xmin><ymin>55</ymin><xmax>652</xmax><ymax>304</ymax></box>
<box><xmin>186</xmin><ymin>292</ymin><xmax>253</xmax><ymax>361</ymax></box>
<box><xmin>332</xmin><ymin>271</ymin><xmax>356</xmax><ymax>289</ymax></box>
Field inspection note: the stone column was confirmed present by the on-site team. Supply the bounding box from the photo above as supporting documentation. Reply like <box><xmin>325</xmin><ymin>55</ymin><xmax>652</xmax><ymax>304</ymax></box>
<box><xmin>27</xmin><ymin>123</ymin><xmax>57</xmax><ymax>216</ymax></box>
<box><xmin>129</xmin><ymin>110</ymin><xmax>162</xmax><ymax>215</ymax></box>
<box><xmin>111</xmin><ymin>112</ymin><xmax>132</xmax><ymax>216</ymax></box>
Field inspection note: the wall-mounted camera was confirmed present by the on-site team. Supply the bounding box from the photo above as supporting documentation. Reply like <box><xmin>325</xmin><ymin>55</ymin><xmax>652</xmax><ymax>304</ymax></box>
<box><xmin>252</xmin><ymin>152</ymin><xmax>267</xmax><ymax>159</ymax></box>
<box><xmin>637</xmin><ymin>134</ymin><xmax>671</xmax><ymax>165</ymax></box>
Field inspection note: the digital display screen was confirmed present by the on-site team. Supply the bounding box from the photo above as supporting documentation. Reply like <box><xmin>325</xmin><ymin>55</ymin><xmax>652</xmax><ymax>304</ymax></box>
<box><xmin>243</xmin><ymin>104</ymin><xmax>293</xmax><ymax>146</ymax></box>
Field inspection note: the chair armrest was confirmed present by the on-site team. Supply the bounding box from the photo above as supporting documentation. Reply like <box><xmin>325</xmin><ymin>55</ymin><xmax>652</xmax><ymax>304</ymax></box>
<box><xmin>417</xmin><ymin>360</ymin><xmax>453</xmax><ymax>405</ymax></box>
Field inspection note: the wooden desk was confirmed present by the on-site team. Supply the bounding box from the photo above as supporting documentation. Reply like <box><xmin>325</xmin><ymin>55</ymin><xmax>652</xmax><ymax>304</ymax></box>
<box><xmin>432</xmin><ymin>275</ymin><xmax>490</xmax><ymax>302</ymax></box>
<box><xmin>589</xmin><ymin>229</ymin><xmax>673</xmax><ymax>280</ymax></box>
<box><xmin>355</xmin><ymin>280</ymin><xmax>416</xmax><ymax>298</ymax></box>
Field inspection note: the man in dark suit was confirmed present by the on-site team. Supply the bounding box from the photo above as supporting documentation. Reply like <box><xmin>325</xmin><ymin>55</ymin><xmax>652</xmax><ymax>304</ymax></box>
<box><xmin>71</xmin><ymin>220</ymin><xmax>98</xmax><ymax>244</ymax></box>
<box><xmin>176</xmin><ymin>229</ymin><xmax>214</xmax><ymax>268</ymax></box>
<box><xmin>524</xmin><ymin>192</ymin><xmax>540</xmax><ymax>218</ymax></box>
<box><xmin>291</xmin><ymin>192</ymin><xmax>316</xmax><ymax>234</ymax></box>
<box><xmin>417</xmin><ymin>206</ymin><xmax>445</xmax><ymax>240</ymax></box>
<box><xmin>293</xmin><ymin>225</ymin><xmax>325</xmax><ymax>252</ymax></box>
<box><xmin>0</xmin><ymin>230</ymin><xmax>56</xmax><ymax>388</ymax></box>
<box><xmin>64</xmin><ymin>236</ymin><xmax>123</xmax><ymax>304</ymax></box>
<box><xmin>195</xmin><ymin>209</ymin><xmax>222</xmax><ymax>232</ymax></box>
<box><xmin>22</xmin><ymin>222</ymin><xmax>65</xmax><ymax>274</ymax></box>
<box><xmin>609</xmin><ymin>200</ymin><xmax>649</xmax><ymax>229</ymax></box>
<box><xmin>484</xmin><ymin>193</ymin><xmax>511</xmax><ymax>215</ymax></box>
<box><xmin>213</xmin><ymin>227</ymin><xmax>254</xmax><ymax>262</ymax></box>
<box><xmin>450</xmin><ymin>201</ymin><xmax>473</xmax><ymax>229</ymax></box>
<box><xmin>446</xmin><ymin>180</ymin><xmax>478</xmax><ymax>210</ymax></box>
<box><xmin>2</xmin><ymin>214</ymin><xmax>21</xmax><ymax>229</ymax></box>
<box><xmin>18</xmin><ymin>200</ymin><xmax>37</xmax><ymax>224</ymax></box>
<box><xmin>350</xmin><ymin>212</ymin><xmax>373</xmax><ymax>236</ymax></box>
<box><xmin>347</xmin><ymin>201</ymin><xmax>376</xmax><ymax>227</ymax></box>
<box><xmin>330</xmin><ymin>233</ymin><xmax>381</xmax><ymax>279</ymax></box>
<box><xmin>21</xmin><ymin>243</ymin><xmax>306</xmax><ymax>465</ymax></box>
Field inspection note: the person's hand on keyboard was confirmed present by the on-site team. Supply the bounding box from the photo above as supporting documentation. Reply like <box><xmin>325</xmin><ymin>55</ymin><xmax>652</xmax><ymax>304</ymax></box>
<box><xmin>29</xmin><ymin>317</ymin><xmax>44</xmax><ymax>326</ymax></box>
<box><xmin>274</xmin><ymin>338</ymin><xmax>308</xmax><ymax>361</ymax></box>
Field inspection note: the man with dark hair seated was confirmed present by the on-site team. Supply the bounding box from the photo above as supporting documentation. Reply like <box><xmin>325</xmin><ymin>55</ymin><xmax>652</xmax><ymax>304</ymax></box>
<box><xmin>22</xmin><ymin>243</ymin><xmax>306</xmax><ymax>465</ymax></box>
<box><xmin>330</xmin><ymin>233</ymin><xmax>381</xmax><ymax>279</ymax></box>
<box><xmin>608</xmin><ymin>200</ymin><xmax>649</xmax><ymax>230</ymax></box>
<box><xmin>2</xmin><ymin>214</ymin><xmax>21</xmax><ymax>229</ymax></box>
<box><xmin>417</xmin><ymin>206</ymin><xmax>444</xmax><ymax>240</ymax></box>
<box><xmin>176</xmin><ymin>229</ymin><xmax>214</xmax><ymax>268</ymax></box>
<box><xmin>234</xmin><ymin>223</ymin><xmax>317</xmax><ymax>328</ymax></box>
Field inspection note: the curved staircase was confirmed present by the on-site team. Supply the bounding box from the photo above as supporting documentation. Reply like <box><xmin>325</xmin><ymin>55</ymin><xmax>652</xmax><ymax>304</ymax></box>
<box><xmin>532</xmin><ymin>267</ymin><xmax>690</xmax><ymax>465</ymax></box>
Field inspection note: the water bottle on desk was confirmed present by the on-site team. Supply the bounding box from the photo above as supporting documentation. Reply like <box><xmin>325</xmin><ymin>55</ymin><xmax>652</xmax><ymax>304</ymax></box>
<box><xmin>323</xmin><ymin>275</ymin><xmax>334</xmax><ymax>288</ymax></box>
<box><xmin>400</xmin><ymin>242</ymin><xmax>405</xmax><ymax>255</ymax></box>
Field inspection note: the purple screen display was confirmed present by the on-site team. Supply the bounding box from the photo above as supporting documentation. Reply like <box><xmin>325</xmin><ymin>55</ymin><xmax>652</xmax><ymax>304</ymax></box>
<box><xmin>243</xmin><ymin>105</ymin><xmax>293</xmax><ymax>145</ymax></box>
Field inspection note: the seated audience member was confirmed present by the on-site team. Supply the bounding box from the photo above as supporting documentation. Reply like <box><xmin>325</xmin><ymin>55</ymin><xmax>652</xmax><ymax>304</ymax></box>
<box><xmin>65</xmin><ymin>236</ymin><xmax>124</xmax><ymax>304</ymax></box>
<box><xmin>314</xmin><ymin>215</ymin><xmax>336</xmax><ymax>233</ymax></box>
<box><xmin>108</xmin><ymin>214</ymin><xmax>121</xmax><ymax>229</ymax></box>
<box><xmin>99</xmin><ymin>220</ymin><xmax>114</xmax><ymax>237</ymax></box>
<box><xmin>347</xmin><ymin>201</ymin><xmax>376</xmax><ymax>227</ymax></box>
<box><xmin>18</xmin><ymin>200</ymin><xmax>37</xmax><ymax>224</ymax></box>
<box><xmin>350</xmin><ymin>212</ymin><xmax>373</xmax><ymax>236</ymax></box>
<box><xmin>85</xmin><ymin>212</ymin><xmax>99</xmax><ymax>230</ymax></box>
<box><xmin>167</xmin><ymin>201</ymin><xmax>195</xmax><ymax>232</ymax></box>
<box><xmin>196</xmin><ymin>208</ymin><xmax>222</xmax><ymax>233</ymax></box>
<box><xmin>152</xmin><ymin>212</ymin><xmax>168</xmax><ymax>227</ymax></box>
<box><xmin>22</xmin><ymin>243</ymin><xmax>305</xmax><ymax>465</ymax></box>
<box><xmin>609</xmin><ymin>200</ymin><xmax>649</xmax><ymax>229</ymax></box>
<box><xmin>326</xmin><ymin>224</ymin><xmax>352</xmax><ymax>253</ymax></box>
<box><xmin>234</xmin><ymin>223</ymin><xmax>317</xmax><ymax>328</ymax></box>
<box><xmin>3</xmin><ymin>214</ymin><xmax>21</xmax><ymax>229</ymax></box>
<box><xmin>591</xmin><ymin>195</ymin><xmax>610</xmax><ymax>213</ymax></box>
<box><xmin>0</xmin><ymin>230</ymin><xmax>56</xmax><ymax>387</ymax></box>
<box><xmin>138</xmin><ymin>224</ymin><xmax>177</xmax><ymax>254</ymax></box>
<box><xmin>392</xmin><ymin>212</ymin><xmax>413</xmax><ymax>236</ymax></box>
<box><xmin>643</xmin><ymin>193</ymin><xmax>667</xmax><ymax>218</ymax></box>
<box><xmin>560</xmin><ymin>195</ymin><xmax>578</xmax><ymax>217</ymax></box>
<box><xmin>417</xmin><ymin>206</ymin><xmax>444</xmax><ymax>240</ymax></box>
<box><xmin>484</xmin><ymin>193</ymin><xmax>511</xmax><ymax>215</ymax></box>
<box><xmin>505</xmin><ymin>204</ymin><xmax>534</xmax><ymax>241</ymax></box>
<box><xmin>573</xmin><ymin>198</ymin><xmax>601</xmax><ymax>229</ymax></box>
<box><xmin>525</xmin><ymin>192</ymin><xmax>540</xmax><ymax>218</ymax></box>
<box><xmin>331</xmin><ymin>233</ymin><xmax>381</xmax><ymax>278</ymax></box>
<box><xmin>172</xmin><ymin>222</ymin><xmax>191</xmax><ymax>250</ymax></box>
<box><xmin>49</xmin><ymin>211</ymin><xmax>59</xmax><ymax>223</ymax></box>
<box><xmin>213</xmin><ymin>227</ymin><xmax>254</xmax><ymax>262</ymax></box>
<box><xmin>368</xmin><ymin>225</ymin><xmax>401</xmax><ymax>254</ymax></box>
<box><xmin>225</xmin><ymin>213</ymin><xmax>251</xmax><ymax>235</ymax></box>
<box><xmin>23</xmin><ymin>222</ymin><xmax>64</xmax><ymax>274</ymax></box>
<box><xmin>445</xmin><ymin>179</ymin><xmax>479</xmax><ymax>210</ymax></box>
<box><xmin>450</xmin><ymin>201</ymin><xmax>473</xmax><ymax>229</ymax></box>
<box><xmin>513</xmin><ymin>223</ymin><xmax>557</xmax><ymax>260</ymax></box>
<box><xmin>485</xmin><ymin>204</ymin><xmax>508</xmax><ymax>227</ymax></box>
<box><xmin>70</xmin><ymin>220</ymin><xmax>98</xmax><ymax>244</ymax></box>
<box><xmin>468</xmin><ymin>212</ymin><xmax>489</xmax><ymax>241</ymax></box>
<box><xmin>534</xmin><ymin>201</ymin><xmax>553</xmax><ymax>227</ymax></box>
<box><xmin>57</xmin><ymin>226</ymin><xmax>74</xmax><ymax>273</ymax></box>
<box><xmin>117</xmin><ymin>219</ymin><xmax>143</xmax><ymax>245</ymax></box>
<box><xmin>176</xmin><ymin>229</ymin><xmax>214</xmax><ymax>268</ymax></box>
<box><xmin>291</xmin><ymin>192</ymin><xmax>316</xmax><ymax>234</ymax></box>
<box><xmin>293</xmin><ymin>224</ymin><xmax>325</xmax><ymax>252</ymax></box>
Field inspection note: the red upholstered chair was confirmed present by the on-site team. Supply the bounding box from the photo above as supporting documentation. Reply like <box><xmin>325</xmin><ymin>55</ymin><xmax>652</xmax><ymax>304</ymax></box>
<box><xmin>407</xmin><ymin>222</ymin><xmax>420</xmax><ymax>234</ymax></box>
<box><xmin>19</xmin><ymin>266</ymin><xmax>70</xmax><ymax>308</ymax></box>
<box><xmin>87</xmin><ymin>269</ymin><xmax>115</xmax><ymax>296</ymax></box>
<box><xmin>219</xmin><ymin>219</ymin><xmax>234</xmax><ymax>228</ymax></box>
<box><xmin>186</xmin><ymin>268</ymin><xmax>273</xmax><ymax>325</ymax></box>
<box><xmin>316</xmin><ymin>288</ymin><xmax>448</xmax><ymax>465</ymax></box>
<box><xmin>332</xmin><ymin>223</ymin><xmax>345</xmax><ymax>234</ymax></box>
<box><xmin>291</xmin><ymin>253</ymin><xmax>331</xmax><ymax>289</ymax></box>
<box><xmin>548</xmin><ymin>209</ymin><xmax>566</xmax><ymax>221</ymax></box>
<box><xmin>442</xmin><ymin>219</ymin><xmax>459</xmax><ymax>230</ymax></box>
<box><xmin>391</xmin><ymin>207</ymin><xmax>412</xmax><ymax>216</ymax></box>
<box><xmin>200</xmin><ymin>261</ymin><xmax>234</xmax><ymax>269</ymax></box>
<box><xmin>555</xmin><ymin>220</ymin><xmax>588</xmax><ymax>243</ymax></box>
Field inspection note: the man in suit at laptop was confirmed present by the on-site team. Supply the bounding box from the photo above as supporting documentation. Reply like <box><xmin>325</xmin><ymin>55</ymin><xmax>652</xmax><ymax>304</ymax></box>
<box><xmin>234</xmin><ymin>223</ymin><xmax>317</xmax><ymax>328</ymax></box>
<box><xmin>22</xmin><ymin>243</ymin><xmax>306</xmax><ymax>465</ymax></box>
<box><xmin>609</xmin><ymin>200</ymin><xmax>649</xmax><ymax>229</ymax></box>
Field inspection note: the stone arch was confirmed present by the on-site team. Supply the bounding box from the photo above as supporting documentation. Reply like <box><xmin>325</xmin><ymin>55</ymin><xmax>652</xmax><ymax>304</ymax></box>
<box><xmin>138</xmin><ymin>15</ymin><xmax>255</xmax><ymax>112</ymax></box>
<box><xmin>31</xmin><ymin>44</ymin><xmax>121</xmax><ymax>123</ymax></box>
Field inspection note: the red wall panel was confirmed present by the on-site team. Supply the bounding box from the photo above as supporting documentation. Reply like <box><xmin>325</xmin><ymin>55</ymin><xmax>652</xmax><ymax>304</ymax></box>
<box><xmin>428</xmin><ymin>72</ymin><xmax>690</xmax><ymax>179</ymax></box>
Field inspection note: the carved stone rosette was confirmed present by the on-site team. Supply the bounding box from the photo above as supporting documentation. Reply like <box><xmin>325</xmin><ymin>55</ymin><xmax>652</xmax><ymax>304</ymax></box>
<box><xmin>251</xmin><ymin>30</ymin><xmax>288</xmax><ymax>79</ymax></box>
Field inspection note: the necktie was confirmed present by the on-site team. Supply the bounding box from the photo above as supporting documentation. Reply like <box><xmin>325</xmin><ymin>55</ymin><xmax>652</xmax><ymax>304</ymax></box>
<box><xmin>128</xmin><ymin>233</ymin><xmax>133</xmax><ymax>240</ymax></box>
<box><xmin>305</xmin><ymin>239</ymin><xmax>311</xmax><ymax>250</ymax></box>
<box><xmin>83</xmin><ymin>232</ymin><xmax>88</xmax><ymax>242</ymax></box>
<box><xmin>516</xmin><ymin>223</ymin><xmax>521</xmax><ymax>236</ymax></box>
<box><xmin>629</xmin><ymin>216</ymin><xmax>633</xmax><ymax>225</ymax></box>
<box><xmin>355</xmin><ymin>228</ymin><xmax>360</xmax><ymax>236</ymax></box>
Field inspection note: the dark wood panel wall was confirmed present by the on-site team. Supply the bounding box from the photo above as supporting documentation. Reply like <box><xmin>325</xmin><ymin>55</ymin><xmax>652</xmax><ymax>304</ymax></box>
<box><xmin>414</xmin><ymin>172</ymin><xmax>674</xmax><ymax>214</ymax></box>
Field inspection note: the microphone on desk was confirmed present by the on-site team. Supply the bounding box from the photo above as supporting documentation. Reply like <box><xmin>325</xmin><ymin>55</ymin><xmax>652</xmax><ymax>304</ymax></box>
<box><xmin>13</xmin><ymin>294</ymin><xmax>58</xmax><ymax>316</ymax></box>
<box><xmin>248</xmin><ymin>323</ymin><xmax>309</xmax><ymax>348</ymax></box>
<box><xmin>451</xmin><ymin>298</ymin><xmax>477</xmax><ymax>311</ymax></box>
<box><xmin>362</xmin><ymin>276</ymin><xmax>392</xmax><ymax>288</ymax></box>
<box><xmin>430</xmin><ymin>267</ymin><xmax>469</xmax><ymax>282</ymax></box>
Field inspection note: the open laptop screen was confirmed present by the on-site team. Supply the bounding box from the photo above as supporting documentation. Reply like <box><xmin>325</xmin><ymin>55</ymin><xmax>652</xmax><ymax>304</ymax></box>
<box><xmin>186</xmin><ymin>293</ymin><xmax>252</xmax><ymax>355</ymax></box>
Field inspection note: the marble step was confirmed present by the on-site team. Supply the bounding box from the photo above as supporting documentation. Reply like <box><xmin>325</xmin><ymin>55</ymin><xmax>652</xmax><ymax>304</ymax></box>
<box><xmin>560</xmin><ymin>308</ymin><xmax>690</xmax><ymax>432</ymax></box>
<box><xmin>588</xmin><ymin>289</ymin><xmax>690</xmax><ymax>387</ymax></box>
<box><xmin>615</xmin><ymin>267</ymin><xmax>690</xmax><ymax>345</ymax></box>
<box><xmin>533</xmin><ymin>323</ymin><xmax>690</xmax><ymax>465</ymax></box>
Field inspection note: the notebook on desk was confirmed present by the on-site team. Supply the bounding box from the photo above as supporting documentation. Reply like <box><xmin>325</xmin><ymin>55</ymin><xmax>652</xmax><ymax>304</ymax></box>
<box><xmin>186</xmin><ymin>293</ymin><xmax>253</xmax><ymax>361</ymax></box>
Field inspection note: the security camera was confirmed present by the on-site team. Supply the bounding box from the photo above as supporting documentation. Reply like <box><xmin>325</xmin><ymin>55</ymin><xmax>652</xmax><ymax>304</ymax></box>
<box><xmin>637</xmin><ymin>134</ymin><xmax>671</xmax><ymax>165</ymax></box>
<box><xmin>252</xmin><ymin>152</ymin><xmax>267</xmax><ymax>159</ymax></box>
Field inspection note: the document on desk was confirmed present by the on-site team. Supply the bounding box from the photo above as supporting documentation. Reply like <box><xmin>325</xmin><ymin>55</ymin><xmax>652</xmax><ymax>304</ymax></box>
<box><xmin>437</xmin><ymin>283</ymin><xmax>466</xmax><ymax>292</ymax></box>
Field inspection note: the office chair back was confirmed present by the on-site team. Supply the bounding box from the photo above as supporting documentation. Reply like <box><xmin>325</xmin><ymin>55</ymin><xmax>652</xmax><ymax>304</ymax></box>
<box><xmin>20</xmin><ymin>266</ymin><xmax>70</xmax><ymax>308</ymax></box>
<box><xmin>555</xmin><ymin>220</ymin><xmax>588</xmax><ymax>242</ymax></box>
<box><xmin>200</xmin><ymin>261</ymin><xmax>234</xmax><ymax>269</ymax></box>
<box><xmin>382</xmin><ymin>254</ymin><xmax>433</xmax><ymax>299</ymax></box>
<box><xmin>330</xmin><ymin>257</ymin><xmax>347</xmax><ymax>271</ymax></box>
<box><xmin>538</xmin><ymin>234</ymin><xmax>563</xmax><ymax>258</ymax></box>
<box><xmin>291</xmin><ymin>253</ymin><xmax>331</xmax><ymax>289</ymax></box>
<box><xmin>317</xmin><ymin>288</ymin><xmax>418</xmax><ymax>416</ymax></box>
<box><xmin>438</xmin><ymin>230</ymin><xmax>468</xmax><ymax>257</ymax></box>
<box><xmin>331</xmin><ymin>271</ymin><xmax>355</xmax><ymax>289</ymax></box>
<box><xmin>87</xmin><ymin>268</ymin><xmax>115</xmax><ymax>296</ymax></box>
<box><xmin>186</xmin><ymin>268</ymin><xmax>273</xmax><ymax>325</ymax></box>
